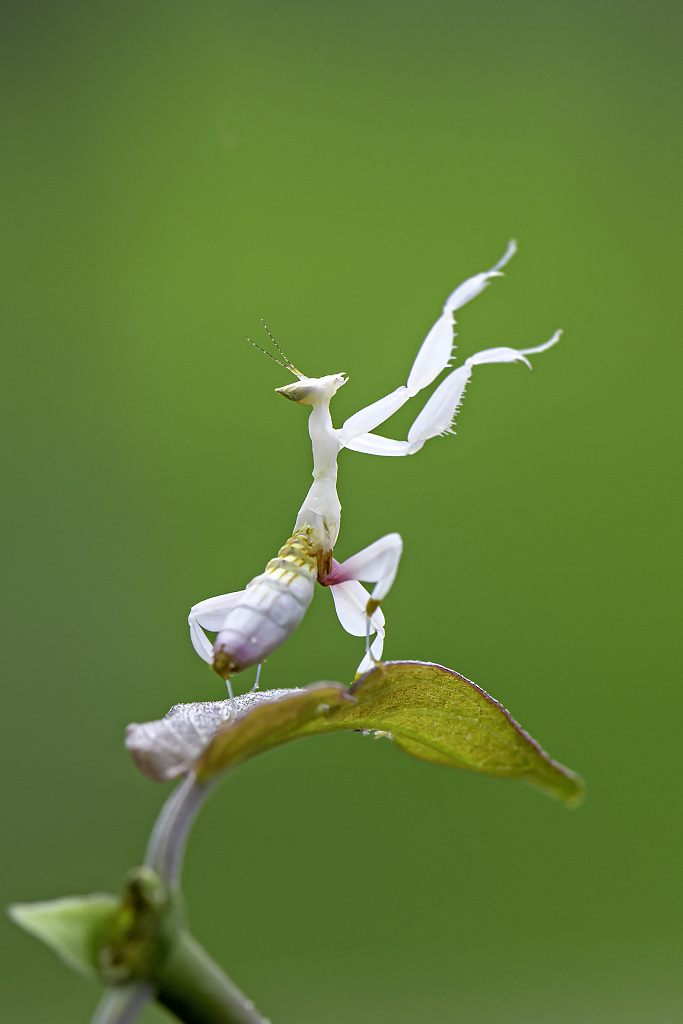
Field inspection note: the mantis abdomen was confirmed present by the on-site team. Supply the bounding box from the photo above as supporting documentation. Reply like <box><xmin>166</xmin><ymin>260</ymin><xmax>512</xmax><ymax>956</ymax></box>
<box><xmin>211</xmin><ymin>530</ymin><xmax>318</xmax><ymax>678</ymax></box>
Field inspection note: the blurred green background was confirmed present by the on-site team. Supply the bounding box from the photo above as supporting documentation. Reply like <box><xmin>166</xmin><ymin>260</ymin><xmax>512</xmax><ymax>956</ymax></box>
<box><xmin>2</xmin><ymin>1</ymin><xmax>681</xmax><ymax>1021</ymax></box>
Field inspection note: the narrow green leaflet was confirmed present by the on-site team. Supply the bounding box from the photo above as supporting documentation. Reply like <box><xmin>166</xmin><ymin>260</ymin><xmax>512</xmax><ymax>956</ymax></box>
<box><xmin>307</xmin><ymin>661</ymin><xmax>585</xmax><ymax>806</ymax></box>
<box><xmin>8</xmin><ymin>894</ymin><xmax>118</xmax><ymax>979</ymax></box>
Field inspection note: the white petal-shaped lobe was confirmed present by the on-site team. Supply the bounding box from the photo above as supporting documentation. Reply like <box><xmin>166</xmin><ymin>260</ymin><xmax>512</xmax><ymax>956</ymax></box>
<box><xmin>406</xmin><ymin>314</ymin><xmax>455</xmax><ymax>393</ymax></box>
<box><xmin>191</xmin><ymin>591</ymin><xmax>246</xmax><ymax>631</ymax></box>
<box><xmin>330</xmin><ymin>580</ymin><xmax>385</xmax><ymax>637</ymax></box>
<box><xmin>189</xmin><ymin>615</ymin><xmax>216</xmax><ymax>664</ymax></box>
<box><xmin>330</xmin><ymin>533</ymin><xmax>403</xmax><ymax>603</ymax></box>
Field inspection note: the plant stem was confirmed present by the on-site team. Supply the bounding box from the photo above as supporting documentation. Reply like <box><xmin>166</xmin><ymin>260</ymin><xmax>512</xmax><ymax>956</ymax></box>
<box><xmin>90</xmin><ymin>983</ymin><xmax>153</xmax><ymax>1024</ymax></box>
<box><xmin>92</xmin><ymin>772</ymin><xmax>268</xmax><ymax>1023</ymax></box>
<box><xmin>145</xmin><ymin>772</ymin><xmax>216</xmax><ymax>887</ymax></box>
<box><xmin>154</xmin><ymin>929</ymin><xmax>270</xmax><ymax>1024</ymax></box>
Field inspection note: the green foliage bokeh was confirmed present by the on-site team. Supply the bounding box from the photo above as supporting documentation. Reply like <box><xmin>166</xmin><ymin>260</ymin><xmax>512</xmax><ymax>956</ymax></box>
<box><xmin>2</xmin><ymin>1</ymin><xmax>681</xmax><ymax>1022</ymax></box>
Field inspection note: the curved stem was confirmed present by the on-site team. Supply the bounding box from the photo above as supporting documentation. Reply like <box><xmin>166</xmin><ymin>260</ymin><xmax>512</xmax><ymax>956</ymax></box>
<box><xmin>144</xmin><ymin>772</ymin><xmax>216</xmax><ymax>887</ymax></box>
<box><xmin>154</xmin><ymin>929</ymin><xmax>270</xmax><ymax>1024</ymax></box>
<box><xmin>142</xmin><ymin>773</ymin><xmax>269</xmax><ymax>1023</ymax></box>
<box><xmin>90</xmin><ymin>983</ymin><xmax>153</xmax><ymax>1024</ymax></box>
<box><xmin>94</xmin><ymin>770</ymin><xmax>270</xmax><ymax>1023</ymax></box>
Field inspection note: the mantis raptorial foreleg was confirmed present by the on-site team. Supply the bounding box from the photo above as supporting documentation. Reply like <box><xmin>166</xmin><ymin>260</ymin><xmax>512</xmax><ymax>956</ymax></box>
<box><xmin>339</xmin><ymin>332</ymin><xmax>562</xmax><ymax>457</ymax></box>
<box><xmin>189</xmin><ymin>241</ymin><xmax>561</xmax><ymax>693</ymax></box>
<box><xmin>336</xmin><ymin>239</ymin><xmax>521</xmax><ymax>450</ymax></box>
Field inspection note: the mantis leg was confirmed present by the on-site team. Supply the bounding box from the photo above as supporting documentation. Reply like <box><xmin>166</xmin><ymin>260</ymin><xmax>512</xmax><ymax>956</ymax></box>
<box><xmin>336</xmin><ymin>241</ymin><xmax>519</xmax><ymax>447</ymax></box>
<box><xmin>321</xmin><ymin>533</ymin><xmax>403</xmax><ymax>675</ymax></box>
<box><xmin>251</xmin><ymin>663</ymin><xmax>263</xmax><ymax>691</ymax></box>
<box><xmin>188</xmin><ymin>591</ymin><xmax>246</xmax><ymax>664</ymax></box>
<box><xmin>328</xmin><ymin>579</ymin><xmax>386</xmax><ymax>676</ymax></box>
<box><xmin>341</xmin><ymin>331</ymin><xmax>562</xmax><ymax>457</ymax></box>
<box><xmin>322</xmin><ymin>533</ymin><xmax>403</xmax><ymax>608</ymax></box>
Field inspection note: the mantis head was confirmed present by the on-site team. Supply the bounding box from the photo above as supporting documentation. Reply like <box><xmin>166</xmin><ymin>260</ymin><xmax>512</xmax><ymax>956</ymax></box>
<box><xmin>275</xmin><ymin>373</ymin><xmax>348</xmax><ymax>406</ymax></box>
<box><xmin>249</xmin><ymin>321</ymin><xmax>347</xmax><ymax>406</ymax></box>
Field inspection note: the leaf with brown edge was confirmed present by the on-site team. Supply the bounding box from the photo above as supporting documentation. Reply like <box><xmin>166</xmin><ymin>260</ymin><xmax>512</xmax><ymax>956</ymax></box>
<box><xmin>126</xmin><ymin>664</ymin><xmax>583</xmax><ymax>805</ymax></box>
<box><xmin>300</xmin><ymin>661</ymin><xmax>585</xmax><ymax>807</ymax></box>
<box><xmin>127</xmin><ymin>684</ymin><xmax>353</xmax><ymax>783</ymax></box>
<box><xmin>127</xmin><ymin>688</ymin><xmax>300</xmax><ymax>782</ymax></box>
<box><xmin>193</xmin><ymin>683</ymin><xmax>353</xmax><ymax>780</ymax></box>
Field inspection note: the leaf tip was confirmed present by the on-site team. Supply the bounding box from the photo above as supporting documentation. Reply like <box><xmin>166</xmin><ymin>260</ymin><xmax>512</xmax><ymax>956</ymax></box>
<box><xmin>8</xmin><ymin>893</ymin><xmax>118</xmax><ymax>979</ymax></box>
<box><xmin>528</xmin><ymin>763</ymin><xmax>586</xmax><ymax>808</ymax></box>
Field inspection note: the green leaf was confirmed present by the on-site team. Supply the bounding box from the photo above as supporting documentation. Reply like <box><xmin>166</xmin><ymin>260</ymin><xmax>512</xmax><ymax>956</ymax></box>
<box><xmin>302</xmin><ymin>661</ymin><xmax>585</xmax><ymax>807</ymax></box>
<box><xmin>8</xmin><ymin>893</ymin><xmax>118</xmax><ymax>979</ymax></box>
<box><xmin>195</xmin><ymin>683</ymin><xmax>353</xmax><ymax>780</ymax></box>
<box><xmin>126</xmin><ymin>664</ymin><xmax>583</xmax><ymax>805</ymax></box>
<box><xmin>127</xmin><ymin>685</ymin><xmax>351</xmax><ymax>782</ymax></box>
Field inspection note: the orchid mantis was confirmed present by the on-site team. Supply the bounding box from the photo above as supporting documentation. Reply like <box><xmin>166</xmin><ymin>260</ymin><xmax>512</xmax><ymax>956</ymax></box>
<box><xmin>189</xmin><ymin>241</ymin><xmax>561</xmax><ymax>694</ymax></box>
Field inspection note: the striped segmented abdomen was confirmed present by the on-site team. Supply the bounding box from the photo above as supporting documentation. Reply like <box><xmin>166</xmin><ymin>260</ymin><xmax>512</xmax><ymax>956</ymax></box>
<box><xmin>212</xmin><ymin>529</ymin><xmax>320</xmax><ymax>677</ymax></box>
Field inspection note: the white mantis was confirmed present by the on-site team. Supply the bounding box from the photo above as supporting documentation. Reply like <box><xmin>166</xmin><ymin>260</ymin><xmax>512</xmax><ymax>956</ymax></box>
<box><xmin>189</xmin><ymin>241</ymin><xmax>561</xmax><ymax>695</ymax></box>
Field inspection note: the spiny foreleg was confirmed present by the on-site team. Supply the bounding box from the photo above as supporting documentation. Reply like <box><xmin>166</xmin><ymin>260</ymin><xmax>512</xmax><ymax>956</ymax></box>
<box><xmin>335</xmin><ymin>241</ymin><xmax>519</xmax><ymax>449</ymax></box>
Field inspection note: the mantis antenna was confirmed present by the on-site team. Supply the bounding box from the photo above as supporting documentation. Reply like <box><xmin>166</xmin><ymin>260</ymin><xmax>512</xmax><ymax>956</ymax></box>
<box><xmin>249</xmin><ymin>321</ymin><xmax>305</xmax><ymax>379</ymax></box>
